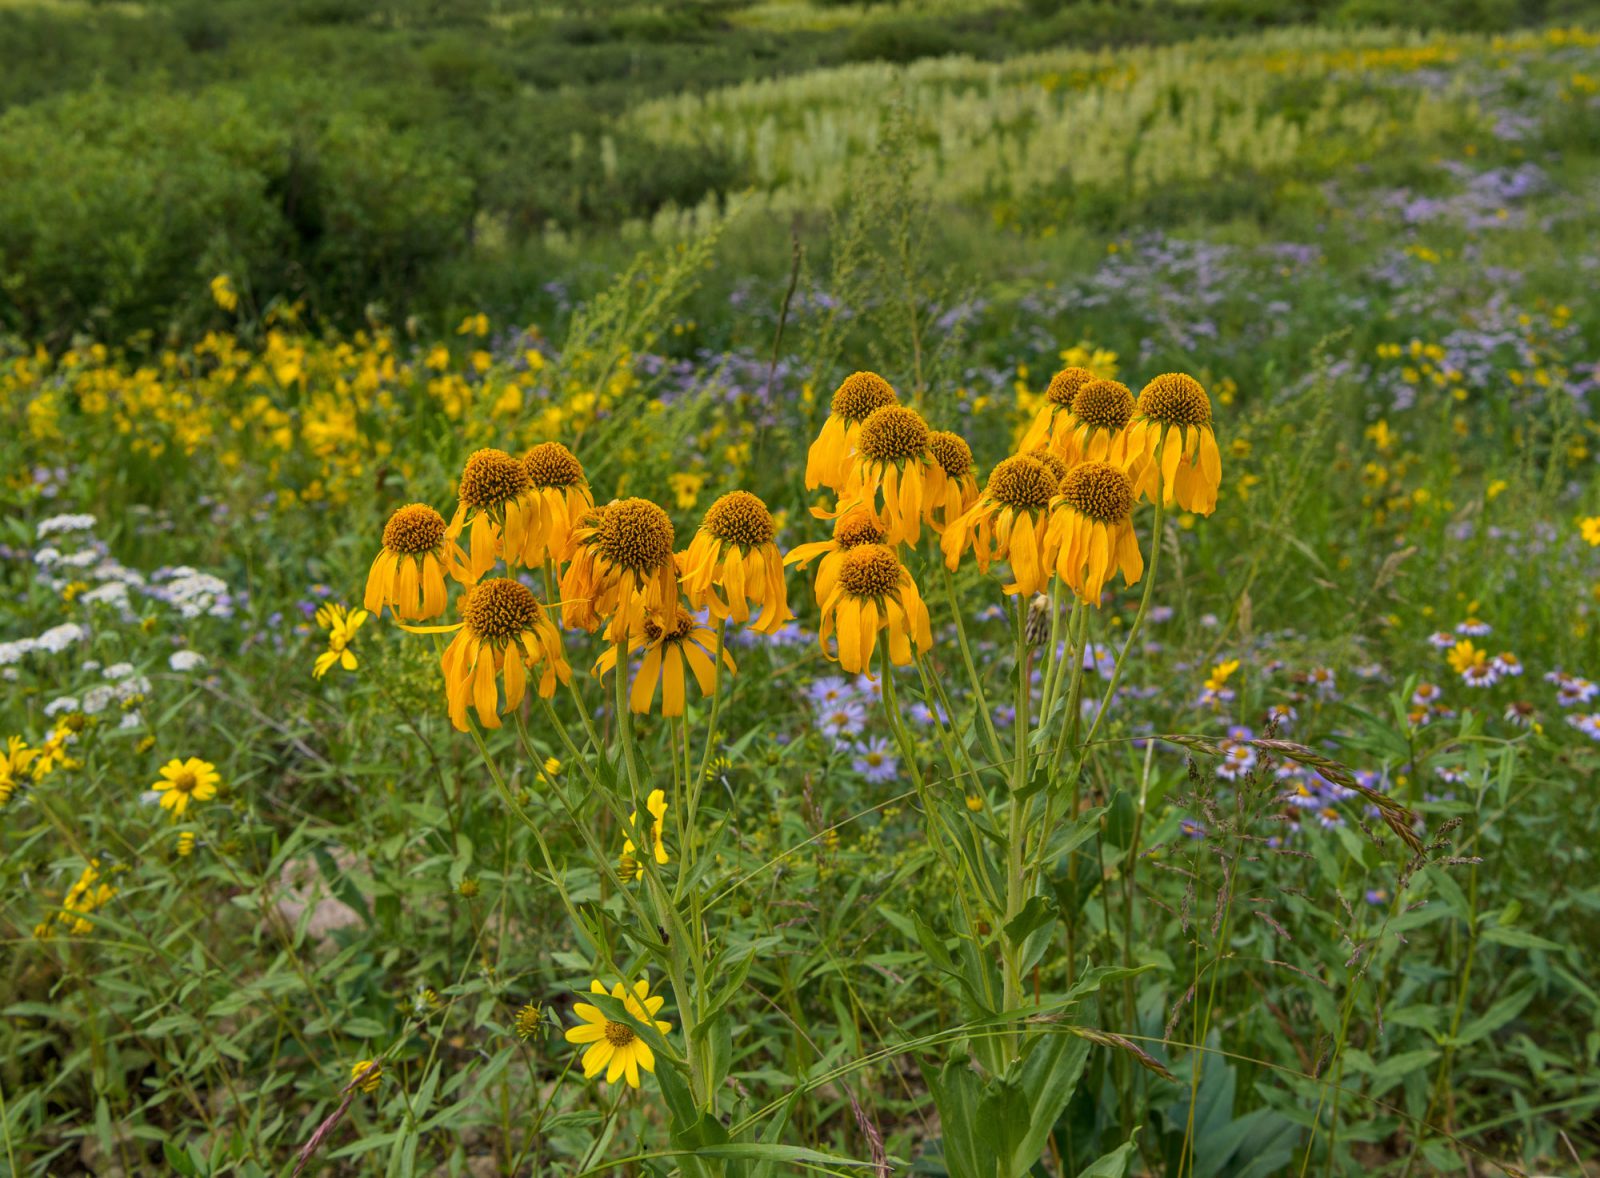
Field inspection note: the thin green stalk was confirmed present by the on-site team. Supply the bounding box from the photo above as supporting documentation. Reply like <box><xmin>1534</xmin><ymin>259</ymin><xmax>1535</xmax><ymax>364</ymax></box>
<box><xmin>940</xmin><ymin>563</ymin><xmax>1006</xmax><ymax>766</ymax></box>
<box><xmin>1055</xmin><ymin>493</ymin><xmax>1165</xmax><ymax>776</ymax></box>
<box><xmin>999</xmin><ymin>599</ymin><xmax>1033</xmax><ymax>1057</ymax></box>
<box><xmin>694</xmin><ymin>619</ymin><xmax>731</xmax><ymax>790</ymax></box>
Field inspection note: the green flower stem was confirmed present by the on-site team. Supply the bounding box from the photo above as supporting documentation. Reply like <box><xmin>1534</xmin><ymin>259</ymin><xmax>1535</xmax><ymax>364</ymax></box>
<box><xmin>465</xmin><ymin>723</ymin><xmax>587</xmax><ymax>936</ymax></box>
<box><xmin>940</xmin><ymin>562</ymin><xmax>1006</xmax><ymax>768</ymax></box>
<box><xmin>1069</xmin><ymin>492</ymin><xmax>1166</xmax><ymax>767</ymax></box>
<box><xmin>693</xmin><ymin>619</ymin><xmax>730</xmax><ymax>820</ymax></box>
<box><xmin>912</xmin><ymin>656</ymin><xmax>1006</xmax><ymax>917</ymax></box>
<box><xmin>1000</xmin><ymin>598</ymin><xmax>1032</xmax><ymax>1058</ymax></box>
<box><xmin>522</xmin><ymin>699</ymin><xmax>707</xmax><ymax>1110</ymax></box>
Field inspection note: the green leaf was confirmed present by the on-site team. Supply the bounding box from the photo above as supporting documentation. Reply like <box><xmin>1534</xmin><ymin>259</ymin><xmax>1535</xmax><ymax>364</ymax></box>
<box><xmin>1009</xmin><ymin>1032</ymin><xmax>1091</xmax><ymax>1173</ymax></box>
<box><xmin>1449</xmin><ymin>983</ymin><xmax>1535</xmax><ymax>1047</ymax></box>
<box><xmin>1064</xmin><ymin>963</ymin><xmax>1157</xmax><ymax>1005</ymax></box>
<box><xmin>1003</xmin><ymin>895</ymin><xmax>1059</xmax><ymax>949</ymax></box>
<box><xmin>1075</xmin><ymin>1129</ymin><xmax>1141</xmax><ymax>1177</ymax></box>
<box><xmin>921</xmin><ymin>1051</ymin><xmax>987</xmax><ymax>1178</ymax></box>
<box><xmin>163</xmin><ymin>1142</ymin><xmax>199</xmax><ymax>1177</ymax></box>
<box><xmin>912</xmin><ymin>913</ymin><xmax>957</xmax><ymax>973</ymax></box>
<box><xmin>1480</xmin><ymin>926</ymin><xmax>1563</xmax><ymax>952</ymax></box>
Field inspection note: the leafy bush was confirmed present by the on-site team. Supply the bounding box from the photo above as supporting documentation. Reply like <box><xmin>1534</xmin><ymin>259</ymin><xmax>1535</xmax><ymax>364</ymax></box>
<box><xmin>843</xmin><ymin>18</ymin><xmax>962</xmax><ymax>63</ymax></box>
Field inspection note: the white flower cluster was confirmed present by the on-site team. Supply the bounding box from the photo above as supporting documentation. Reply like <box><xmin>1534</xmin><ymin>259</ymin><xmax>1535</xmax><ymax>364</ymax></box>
<box><xmin>169</xmin><ymin>650</ymin><xmax>207</xmax><ymax>672</ymax></box>
<box><xmin>45</xmin><ymin>661</ymin><xmax>153</xmax><ymax>728</ymax></box>
<box><xmin>36</xmin><ymin>513</ymin><xmax>98</xmax><ymax>539</ymax></box>
<box><xmin>4</xmin><ymin>512</ymin><xmax>230</xmax><ymax>697</ymax></box>
<box><xmin>154</xmin><ymin>568</ymin><xmax>234</xmax><ymax>619</ymax></box>
<box><xmin>0</xmin><ymin>623</ymin><xmax>90</xmax><ymax>668</ymax></box>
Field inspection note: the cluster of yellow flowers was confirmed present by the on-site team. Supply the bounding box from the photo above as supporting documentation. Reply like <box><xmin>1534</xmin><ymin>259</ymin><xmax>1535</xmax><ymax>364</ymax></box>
<box><xmin>1</xmin><ymin>729</ymin><xmax>77</xmax><ymax>809</ymax></box>
<box><xmin>365</xmin><ymin>439</ymin><xmax>793</xmax><ymax>729</ymax></box>
<box><xmin>790</xmin><ymin>365</ymin><xmax>1220</xmax><ymax>673</ymax></box>
<box><xmin>6</xmin><ymin>304</ymin><xmax>671</xmax><ymax>517</ymax></box>
<box><xmin>33</xmin><ymin>857</ymin><xmax>118</xmax><ymax>940</ymax></box>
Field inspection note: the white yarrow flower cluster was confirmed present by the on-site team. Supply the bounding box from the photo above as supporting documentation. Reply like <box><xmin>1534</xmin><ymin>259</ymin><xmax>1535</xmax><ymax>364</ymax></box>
<box><xmin>37</xmin><ymin>513</ymin><xmax>98</xmax><ymax>538</ymax></box>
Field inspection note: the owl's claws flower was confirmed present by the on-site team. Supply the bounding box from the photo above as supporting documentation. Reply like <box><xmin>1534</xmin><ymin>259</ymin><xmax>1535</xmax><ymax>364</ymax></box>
<box><xmin>1057</xmin><ymin>378</ymin><xmax>1136</xmax><ymax>466</ymax></box>
<box><xmin>786</xmin><ymin>507</ymin><xmax>889</xmax><ymax>607</ymax></box>
<box><xmin>821</xmin><ymin>405</ymin><xmax>935</xmax><ymax>545</ymax></box>
<box><xmin>520</xmin><ymin>442</ymin><xmax>594</xmax><ymax>566</ymax></box>
<box><xmin>1128</xmin><ymin>373</ymin><xmax>1221</xmax><ymax>514</ymax></box>
<box><xmin>805</xmin><ymin>371</ymin><xmax>898</xmax><ymax>492</ymax></box>
<box><xmin>561</xmin><ymin>498</ymin><xmax>679</xmax><ymax>641</ymax></box>
<box><xmin>1018</xmin><ymin>365</ymin><xmax>1098</xmax><ymax>455</ymax></box>
<box><xmin>1047</xmin><ymin>461</ymin><xmax>1143</xmax><ymax>604</ymax></box>
<box><xmin>594</xmin><ymin>605</ymin><xmax>736</xmax><ymax>716</ymax></box>
<box><xmin>818</xmin><ymin>544</ymin><xmax>931</xmax><ymax>675</ymax></box>
<box><xmin>365</xmin><ymin>503</ymin><xmax>463</xmax><ymax>620</ymax></box>
<box><xmin>448</xmin><ymin>448</ymin><xmax>536</xmax><ymax>581</ymax></box>
<box><xmin>681</xmin><ymin>491</ymin><xmax>791</xmax><ymax>633</ymax></box>
<box><xmin>404</xmin><ymin>578</ymin><xmax>569</xmax><ymax>731</ymax></box>
<box><xmin>924</xmin><ymin>430</ymin><xmax>980</xmax><ymax>532</ymax></box>
<box><xmin>941</xmin><ymin>454</ymin><xmax>1060</xmax><ymax>597</ymax></box>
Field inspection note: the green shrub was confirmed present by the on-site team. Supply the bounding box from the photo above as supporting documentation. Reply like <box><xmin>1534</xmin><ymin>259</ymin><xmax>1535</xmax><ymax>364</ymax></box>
<box><xmin>0</xmin><ymin>84</ymin><xmax>473</xmax><ymax>340</ymax></box>
<box><xmin>842</xmin><ymin>18</ymin><xmax>961</xmax><ymax>64</ymax></box>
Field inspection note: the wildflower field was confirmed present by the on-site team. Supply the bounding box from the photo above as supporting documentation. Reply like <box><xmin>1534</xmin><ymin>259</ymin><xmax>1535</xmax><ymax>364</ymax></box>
<box><xmin>4</xmin><ymin>3</ymin><xmax>1600</xmax><ymax>1175</ymax></box>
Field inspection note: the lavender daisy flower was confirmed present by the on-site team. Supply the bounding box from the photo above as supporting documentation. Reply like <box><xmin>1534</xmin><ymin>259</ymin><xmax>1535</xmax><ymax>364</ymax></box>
<box><xmin>851</xmin><ymin>737</ymin><xmax>898</xmax><ymax>783</ymax></box>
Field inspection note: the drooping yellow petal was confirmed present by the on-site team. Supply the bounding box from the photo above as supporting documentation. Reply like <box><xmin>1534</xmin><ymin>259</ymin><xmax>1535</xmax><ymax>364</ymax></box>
<box><xmin>632</xmin><ymin>646</ymin><xmax>663</xmax><ymax>714</ymax></box>
<box><xmin>473</xmin><ymin>655</ymin><xmax>499</xmax><ymax>727</ymax></box>
<box><xmin>662</xmin><ymin>645</ymin><xmax>687</xmax><ymax>716</ymax></box>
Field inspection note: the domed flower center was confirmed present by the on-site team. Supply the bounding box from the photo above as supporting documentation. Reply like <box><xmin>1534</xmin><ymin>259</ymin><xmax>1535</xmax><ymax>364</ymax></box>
<box><xmin>172</xmin><ymin>770</ymin><xmax>198</xmax><ymax>794</ymax></box>
<box><xmin>834</xmin><ymin>510</ymin><xmax>887</xmax><ymax>549</ymax></box>
<box><xmin>644</xmin><ymin>607</ymin><xmax>697</xmax><ymax>644</ymax></box>
<box><xmin>928</xmin><ymin>430</ymin><xmax>973</xmax><ymax>478</ymax></box>
<box><xmin>987</xmin><ymin>456</ymin><xmax>1058</xmax><ymax>510</ymax></box>
<box><xmin>382</xmin><ymin>503</ymin><xmax>447</xmax><ymax>554</ymax></box>
<box><xmin>522</xmin><ymin>442</ymin><xmax>585</xmax><ymax>488</ymax></box>
<box><xmin>603</xmin><ymin>1020</ymin><xmax>636</xmax><ymax>1047</ymax></box>
<box><xmin>459</xmin><ymin>448</ymin><xmax>530</xmax><ymax>508</ymax></box>
<box><xmin>1046</xmin><ymin>365</ymin><xmax>1096</xmax><ymax>408</ymax></box>
<box><xmin>1137</xmin><ymin>373</ymin><xmax>1212</xmax><ymax>427</ymax></box>
<box><xmin>838</xmin><ymin>545</ymin><xmax>902</xmax><ymax>598</ymax></box>
<box><xmin>596</xmin><ymin>499</ymin><xmax>675</xmax><ymax>573</ymax></box>
<box><xmin>703</xmin><ymin>491</ymin><xmax>775</xmax><ymax>548</ymax></box>
<box><xmin>463</xmin><ymin>578</ymin><xmax>542</xmax><ymax>641</ymax></box>
<box><xmin>1073</xmin><ymin>379</ymin><xmax>1135</xmax><ymax>432</ymax></box>
<box><xmin>830</xmin><ymin>371</ymin><xmax>898</xmax><ymax>423</ymax></box>
<box><xmin>857</xmin><ymin>406</ymin><xmax>929</xmax><ymax>464</ymax></box>
<box><xmin>1059</xmin><ymin>461</ymin><xmax>1134</xmax><ymax>523</ymax></box>
<box><xmin>1024</xmin><ymin>448</ymin><xmax>1070</xmax><ymax>486</ymax></box>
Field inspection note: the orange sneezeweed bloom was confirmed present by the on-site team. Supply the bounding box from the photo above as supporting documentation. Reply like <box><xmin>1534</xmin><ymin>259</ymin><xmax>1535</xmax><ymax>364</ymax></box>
<box><xmin>1018</xmin><ymin>365</ymin><xmax>1097</xmax><ymax>455</ymax></box>
<box><xmin>818</xmin><ymin>544</ymin><xmax>931</xmax><ymax>675</ymax></box>
<box><xmin>941</xmin><ymin>454</ymin><xmax>1060</xmax><ymax>597</ymax></box>
<box><xmin>405</xmin><ymin>578</ymin><xmax>569</xmax><ymax>730</ymax></box>
<box><xmin>520</xmin><ymin>442</ymin><xmax>594</xmax><ymax>566</ymax></box>
<box><xmin>594</xmin><ymin>605</ymin><xmax>736</xmax><ymax>715</ymax></box>
<box><xmin>448</xmin><ymin>448</ymin><xmax>535</xmax><ymax>581</ymax></box>
<box><xmin>1127</xmin><ymin>373</ymin><xmax>1222</xmax><ymax>515</ymax></box>
<box><xmin>805</xmin><ymin>371</ymin><xmax>898</xmax><ymax>492</ymax></box>
<box><xmin>561</xmin><ymin>498</ymin><xmax>679</xmax><ymax>641</ymax></box>
<box><xmin>823</xmin><ymin>405</ymin><xmax>936</xmax><ymax>546</ymax></box>
<box><xmin>785</xmin><ymin>506</ymin><xmax>888</xmax><ymax>607</ymax></box>
<box><xmin>1047</xmin><ymin>461</ymin><xmax>1143</xmax><ymax>604</ymax></box>
<box><xmin>365</xmin><ymin>503</ymin><xmax>463</xmax><ymax>620</ymax></box>
<box><xmin>680</xmin><ymin>491</ymin><xmax>791</xmax><ymax>634</ymax></box>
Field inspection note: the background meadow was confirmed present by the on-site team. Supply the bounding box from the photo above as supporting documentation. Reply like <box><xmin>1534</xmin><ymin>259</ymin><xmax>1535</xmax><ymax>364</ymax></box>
<box><xmin>3</xmin><ymin>1</ymin><xmax>1600</xmax><ymax>1175</ymax></box>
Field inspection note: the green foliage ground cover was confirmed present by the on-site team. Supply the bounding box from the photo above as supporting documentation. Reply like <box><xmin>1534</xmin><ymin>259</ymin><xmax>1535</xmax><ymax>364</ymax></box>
<box><xmin>2</xmin><ymin>7</ymin><xmax>1600</xmax><ymax>1178</ymax></box>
